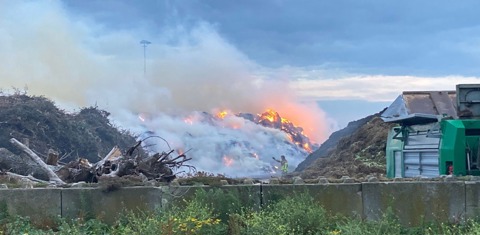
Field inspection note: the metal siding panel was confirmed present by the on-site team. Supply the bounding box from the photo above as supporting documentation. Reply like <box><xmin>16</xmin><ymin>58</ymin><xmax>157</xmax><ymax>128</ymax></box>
<box><xmin>404</xmin><ymin>152</ymin><xmax>420</xmax><ymax>177</ymax></box>
<box><xmin>402</xmin><ymin>151</ymin><xmax>440</xmax><ymax>178</ymax></box>
<box><xmin>420</xmin><ymin>151</ymin><xmax>439</xmax><ymax>177</ymax></box>
<box><xmin>404</xmin><ymin>132</ymin><xmax>440</xmax><ymax>149</ymax></box>
<box><xmin>394</xmin><ymin>151</ymin><xmax>402</xmax><ymax>178</ymax></box>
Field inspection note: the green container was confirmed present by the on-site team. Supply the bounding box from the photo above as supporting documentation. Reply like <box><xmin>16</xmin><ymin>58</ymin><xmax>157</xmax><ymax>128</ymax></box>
<box><xmin>440</xmin><ymin>119</ymin><xmax>480</xmax><ymax>176</ymax></box>
<box><xmin>386</xmin><ymin>126</ymin><xmax>404</xmax><ymax>178</ymax></box>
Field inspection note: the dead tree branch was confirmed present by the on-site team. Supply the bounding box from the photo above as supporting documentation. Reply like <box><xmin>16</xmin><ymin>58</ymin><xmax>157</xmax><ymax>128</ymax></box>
<box><xmin>9</xmin><ymin>138</ymin><xmax>65</xmax><ymax>185</ymax></box>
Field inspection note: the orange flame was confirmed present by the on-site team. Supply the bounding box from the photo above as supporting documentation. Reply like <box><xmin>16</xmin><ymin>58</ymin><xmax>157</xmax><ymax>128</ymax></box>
<box><xmin>261</xmin><ymin>109</ymin><xmax>277</xmax><ymax>122</ymax></box>
<box><xmin>281</xmin><ymin>117</ymin><xmax>290</xmax><ymax>124</ymax></box>
<box><xmin>216</xmin><ymin>110</ymin><xmax>228</xmax><ymax>119</ymax></box>
<box><xmin>223</xmin><ymin>156</ymin><xmax>234</xmax><ymax>167</ymax></box>
<box><xmin>303</xmin><ymin>143</ymin><xmax>312</xmax><ymax>152</ymax></box>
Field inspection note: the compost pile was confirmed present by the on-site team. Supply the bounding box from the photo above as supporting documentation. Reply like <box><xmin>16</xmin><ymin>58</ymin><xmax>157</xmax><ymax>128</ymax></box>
<box><xmin>0</xmin><ymin>94</ymin><xmax>191</xmax><ymax>185</ymax></box>
<box><xmin>298</xmin><ymin>112</ymin><xmax>396</xmax><ymax>179</ymax></box>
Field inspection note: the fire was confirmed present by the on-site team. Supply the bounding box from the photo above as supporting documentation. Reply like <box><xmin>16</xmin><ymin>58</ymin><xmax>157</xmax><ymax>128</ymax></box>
<box><xmin>213</xmin><ymin>108</ymin><xmax>317</xmax><ymax>153</ymax></box>
<box><xmin>259</xmin><ymin>109</ymin><xmax>278</xmax><ymax>123</ymax></box>
<box><xmin>216</xmin><ymin>110</ymin><xmax>228</xmax><ymax>119</ymax></box>
<box><xmin>255</xmin><ymin>109</ymin><xmax>317</xmax><ymax>153</ymax></box>
<box><xmin>281</xmin><ymin>117</ymin><xmax>290</xmax><ymax>124</ymax></box>
<box><xmin>303</xmin><ymin>143</ymin><xmax>312</xmax><ymax>152</ymax></box>
<box><xmin>223</xmin><ymin>156</ymin><xmax>234</xmax><ymax>167</ymax></box>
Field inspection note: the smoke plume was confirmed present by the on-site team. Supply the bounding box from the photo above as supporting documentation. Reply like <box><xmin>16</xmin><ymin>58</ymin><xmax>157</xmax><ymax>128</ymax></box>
<box><xmin>0</xmin><ymin>1</ymin><xmax>329</xmax><ymax>176</ymax></box>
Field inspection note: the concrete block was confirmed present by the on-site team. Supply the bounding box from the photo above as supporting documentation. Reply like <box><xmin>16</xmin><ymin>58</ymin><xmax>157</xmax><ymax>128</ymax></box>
<box><xmin>262</xmin><ymin>184</ymin><xmax>363</xmax><ymax>219</ymax></box>
<box><xmin>269</xmin><ymin>178</ymin><xmax>280</xmax><ymax>184</ymax></box>
<box><xmin>465</xmin><ymin>181</ymin><xmax>480</xmax><ymax>219</ymax></box>
<box><xmin>362</xmin><ymin>182</ymin><xmax>465</xmax><ymax>226</ymax></box>
<box><xmin>317</xmin><ymin>177</ymin><xmax>329</xmax><ymax>184</ymax></box>
<box><xmin>293</xmin><ymin>176</ymin><xmax>304</xmax><ymax>184</ymax></box>
<box><xmin>61</xmin><ymin>187</ymin><xmax>162</xmax><ymax>224</ymax></box>
<box><xmin>164</xmin><ymin>185</ymin><xmax>262</xmax><ymax>211</ymax></box>
<box><xmin>0</xmin><ymin>188</ymin><xmax>61</xmax><ymax>227</ymax></box>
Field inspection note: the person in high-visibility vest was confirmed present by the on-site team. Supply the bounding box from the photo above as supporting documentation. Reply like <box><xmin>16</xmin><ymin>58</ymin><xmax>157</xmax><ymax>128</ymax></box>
<box><xmin>273</xmin><ymin>155</ymin><xmax>288</xmax><ymax>174</ymax></box>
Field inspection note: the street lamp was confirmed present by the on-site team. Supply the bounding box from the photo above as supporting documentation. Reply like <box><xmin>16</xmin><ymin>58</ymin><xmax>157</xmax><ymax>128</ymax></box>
<box><xmin>140</xmin><ymin>40</ymin><xmax>151</xmax><ymax>77</ymax></box>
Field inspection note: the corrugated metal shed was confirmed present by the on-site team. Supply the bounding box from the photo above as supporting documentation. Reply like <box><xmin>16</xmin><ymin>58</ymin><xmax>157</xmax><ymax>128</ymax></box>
<box><xmin>381</xmin><ymin>91</ymin><xmax>457</xmax><ymax>124</ymax></box>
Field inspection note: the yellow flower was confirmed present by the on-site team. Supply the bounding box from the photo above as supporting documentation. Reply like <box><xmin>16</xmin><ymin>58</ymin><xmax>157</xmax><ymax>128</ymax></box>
<box><xmin>330</xmin><ymin>229</ymin><xmax>341</xmax><ymax>235</ymax></box>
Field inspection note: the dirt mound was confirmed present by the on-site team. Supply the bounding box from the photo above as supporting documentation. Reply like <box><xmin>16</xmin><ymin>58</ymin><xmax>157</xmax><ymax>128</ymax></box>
<box><xmin>296</xmin><ymin>112</ymin><xmax>381</xmax><ymax>172</ymax></box>
<box><xmin>0</xmin><ymin>94</ymin><xmax>137</xmax><ymax>163</ymax></box>
<box><xmin>299</xmin><ymin>114</ymin><xmax>395</xmax><ymax>179</ymax></box>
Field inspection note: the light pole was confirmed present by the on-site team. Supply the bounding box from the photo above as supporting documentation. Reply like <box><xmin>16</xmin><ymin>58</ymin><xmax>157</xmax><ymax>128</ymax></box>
<box><xmin>140</xmin><ymin>40</ymin><xmax>151</xmax><ymax>77</ymax></box>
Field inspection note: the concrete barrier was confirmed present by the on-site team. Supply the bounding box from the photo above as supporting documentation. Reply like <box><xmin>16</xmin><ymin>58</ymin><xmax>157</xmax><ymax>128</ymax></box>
<box><xmin>362</xmin><ymin>181</ymin><xmax>465</xmax><ymax>226</ymax></box>
<box><xmin>262</xmin><ymin>184</ymin><xmax>363</xmax><ymax>218</ymax></box>
<box><xmin>61</xmin><ymin>187</ymin><xmax>162</xmax><ymax>224</ymax></box>
<box><xmin>465</xmin><ymin>181</ymin><xmax>480</xmax><ymax>219</ymax></box>
<box><xmin>0</xmin><ymin>182</ymin><xmax>476</xmax><ymax>226</ymax></box>
<box><xmin>163</xmin><ymin>185</ymin><xmax>261</xmax><ymax>211</ymax></box>
<box><xmin>0</xmin><ymin>188</ymin><xmax>61</xmax><ymax>227</ymax></box>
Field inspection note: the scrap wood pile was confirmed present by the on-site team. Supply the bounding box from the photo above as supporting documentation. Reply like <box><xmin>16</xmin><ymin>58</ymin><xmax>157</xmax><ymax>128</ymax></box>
<box><xmin>0</xmin><ymin>137</ymin><xmax>194</xmax><ymax>186</ymax></box>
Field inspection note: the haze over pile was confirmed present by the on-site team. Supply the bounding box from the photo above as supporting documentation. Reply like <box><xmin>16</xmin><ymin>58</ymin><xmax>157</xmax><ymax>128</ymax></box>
<box><xmin>0</xmin><ymin>1</ymin><xmax>327</xmax><ymax>176</ymax></box>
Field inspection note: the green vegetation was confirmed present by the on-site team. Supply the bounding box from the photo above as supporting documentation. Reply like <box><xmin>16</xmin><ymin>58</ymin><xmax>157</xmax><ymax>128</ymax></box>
<box><xmin>0</xmin><ymin>94</ymin><xmax>137</xmax><ymax>163</ymax></box>
<box><xmin>2</xmin><ymin>189</ymin><xmax>480</xmax><ymax>234</ymax></box>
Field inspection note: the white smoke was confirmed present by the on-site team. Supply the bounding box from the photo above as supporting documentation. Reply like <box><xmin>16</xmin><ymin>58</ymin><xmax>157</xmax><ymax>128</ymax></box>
<box><xmin>131</xmin><ymin>112</ymin><xmax>309</xmax><ymax>177</ymax></box>
<box><xmin>0</xmin><ymin>1</ymin><xmax>329</xmax><ymax>177</ymax></box>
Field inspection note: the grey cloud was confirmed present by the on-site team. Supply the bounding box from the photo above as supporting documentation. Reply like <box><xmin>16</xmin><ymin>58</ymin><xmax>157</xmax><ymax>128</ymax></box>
<box><xmin>65</xmin><ymin>0</ymin><xmax>480</xmax><ymax>75</ymax></box>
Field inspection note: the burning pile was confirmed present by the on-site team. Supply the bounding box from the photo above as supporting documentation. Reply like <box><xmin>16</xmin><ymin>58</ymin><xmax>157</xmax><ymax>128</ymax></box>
<box><xmin>139</xmin><ymin>109</ymin><xmax>318</xmax><ymax>177</ymax></box>
<box><xmin>237</xmin><ymin>109</ymin><xmax>316</xmax><ymax>153</ymax></box>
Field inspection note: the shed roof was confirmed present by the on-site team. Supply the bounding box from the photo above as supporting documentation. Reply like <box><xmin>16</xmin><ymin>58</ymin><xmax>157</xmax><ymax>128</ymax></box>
<box><xmin>381</xmin><ymin>90</ymin><xmax>457</xmax><ymax>124</ymax></box>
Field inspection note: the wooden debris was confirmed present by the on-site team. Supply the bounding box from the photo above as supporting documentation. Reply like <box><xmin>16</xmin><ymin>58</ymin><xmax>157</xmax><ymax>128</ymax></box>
<box><xmin>0</xmin><ymin>137</ymin><xmax>194</xmax><ymax>185</ymax></box>
<box><xmin>46</xmin><ymin>149</ymin><xmax>59</xmax><ymax>166</ymax></box>
<box><xmin>9</xmin><ymin>138</ymin><xmax>65</xmax><ymax>185</ymax></box>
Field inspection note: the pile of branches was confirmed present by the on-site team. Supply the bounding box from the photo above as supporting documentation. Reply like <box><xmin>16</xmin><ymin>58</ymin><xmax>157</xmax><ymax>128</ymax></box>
<box><xmin>3</xmin><ymin>137</ymin><xmax>194</xmax><ymax>186</ymax></box>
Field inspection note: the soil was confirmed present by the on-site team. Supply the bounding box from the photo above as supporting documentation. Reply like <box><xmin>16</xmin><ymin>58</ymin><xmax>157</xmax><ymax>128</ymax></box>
<box><xmin>298</xmin><ymin>113</ymin><xmax>396</xmax><ymax>180</ymax></box>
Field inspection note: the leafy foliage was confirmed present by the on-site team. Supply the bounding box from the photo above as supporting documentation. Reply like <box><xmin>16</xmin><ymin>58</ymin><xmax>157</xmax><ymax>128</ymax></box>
<box><xmin>0</xmin><ymin>94</ymin><xmax>137</xmax><ymax>163</ymax></box>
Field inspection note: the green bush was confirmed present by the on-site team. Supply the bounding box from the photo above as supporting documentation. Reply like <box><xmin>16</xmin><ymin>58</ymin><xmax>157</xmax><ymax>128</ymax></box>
<box><xmin>4</xmin><ymin>192</ymin><xmax>480</xmax><ymax>234</ymax></box>
<box><xmin>230</xmin><ymin>193</ymin><xmax>331</xmax><ymax>235</ymax></box>
<box><xmin>193</xmin><ymin>188</ymin><xmax>244</xmax><ymax>222</ymax></box>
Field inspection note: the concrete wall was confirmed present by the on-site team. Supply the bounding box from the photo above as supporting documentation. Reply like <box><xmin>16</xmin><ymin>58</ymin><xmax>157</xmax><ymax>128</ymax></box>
<box><xmin>163</xmin><ymin>185</ymin><xmax>261</xmax><ymax>211</ymax></box>
<box><xmin>0</xmin><ymin>188</ymin><xmax>61</xmax><ymax>227</ymax></box>
<box><xmin>2</xmin><ymin>181</ymin><xmax>480</xmax><ymax>226</ymax></box>
<box><xmin>363</xmin><ymin>182</ymin><xmax>465</xmax><ymax>226</ymax></box>
<box><xmin>262</xmin><ymin>184</ymin><xmax>363</xmax><ymax>219</ymax></box>
<box><xmin>62</xmin><ymin>187</ymin><xmax>162</xmax><ymax>224</ymax></box>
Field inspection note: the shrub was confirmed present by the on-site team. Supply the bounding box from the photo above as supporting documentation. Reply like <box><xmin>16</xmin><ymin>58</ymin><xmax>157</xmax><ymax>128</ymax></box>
<box><xmin>232</xmin><ymin>193</ymin><xmax>330</xmax><ymax>235</ymax></box>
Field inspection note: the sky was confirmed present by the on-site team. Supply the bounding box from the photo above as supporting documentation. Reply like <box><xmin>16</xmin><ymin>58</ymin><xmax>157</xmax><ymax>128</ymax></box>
<box><xmin>2</xmin><ymin>0</ymin><xmax>480</xmax><ymax>136</ymax></box>
<box><xmin>64</xmin><ymin>0</ymin><xmax>480</xmax><ymax>127</ymax></box>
